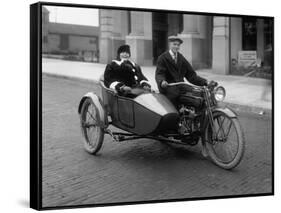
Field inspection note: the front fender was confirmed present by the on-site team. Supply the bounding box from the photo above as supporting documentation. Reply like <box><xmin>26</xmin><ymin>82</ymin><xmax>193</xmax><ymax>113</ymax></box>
<box><xmin>78</xmin><ymin>92</ymin><xmax>107</xmax><ymax>127</ymax></box>
<box><xmin>201</xmin><ymin>107</ymin><xmax>237</xmax><ymax>146</ymax></box>
<box><xmin>78</xmin><ymin>92</ymin><xmax>102</xmax><ymax>115</ymax></box>
<box><xmin>212</xmin><ymin>107</ymin><xmax>237</xmax><ymax>118</ymax></box>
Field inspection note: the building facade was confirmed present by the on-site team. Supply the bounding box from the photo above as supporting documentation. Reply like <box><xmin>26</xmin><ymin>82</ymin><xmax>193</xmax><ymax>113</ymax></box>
<box><xmin>42</xmin><ymin>7</ymin><xmax>100</xmax><ymax>62</ymax></box>
<box><xmin>99</xmin><ymin>9</ymin><xmax>273</xmax><ymax>75</ymax></box>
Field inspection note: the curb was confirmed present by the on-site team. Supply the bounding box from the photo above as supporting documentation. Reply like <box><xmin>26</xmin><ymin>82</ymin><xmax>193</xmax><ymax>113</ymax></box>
<box><xmin>43</xmin><ymin>72</ymin><xmax>272</xmax><ymax>115</ymax></box>
<box><xmin>220</xmin><ymin>102</ymin><xmax>272</xmax><ymax>117</ymax></box>
<box><xmin>43</xmin><ymin>72</ymin><xmax>99</xmax><ymax>84</ymax></box>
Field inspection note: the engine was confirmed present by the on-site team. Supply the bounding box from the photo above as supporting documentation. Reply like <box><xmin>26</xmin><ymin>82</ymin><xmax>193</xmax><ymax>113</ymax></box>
<box><xmin>178</xmin><ymin>105</ymin><xmax>198</xmax><ymax>135</ymax></box>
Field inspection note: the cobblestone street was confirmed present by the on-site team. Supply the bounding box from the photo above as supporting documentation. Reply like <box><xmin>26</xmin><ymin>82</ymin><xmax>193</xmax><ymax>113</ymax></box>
<box><xmin>42</xmin><ymin>75</ymin><xmax>272</xmax><ymax>208</ymax></box>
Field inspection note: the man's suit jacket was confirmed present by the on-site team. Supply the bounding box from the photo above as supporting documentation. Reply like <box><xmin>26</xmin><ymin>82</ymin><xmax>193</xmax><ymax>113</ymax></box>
<box><xmin>155</xmin><ymin>51</ymin><xmax>207</xmax><ymax>95</ymax></box>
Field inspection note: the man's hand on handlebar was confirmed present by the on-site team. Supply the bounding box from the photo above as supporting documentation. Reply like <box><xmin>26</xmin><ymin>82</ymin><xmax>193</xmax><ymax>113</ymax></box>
<box><xmin>207</xmin><ymin>80</ymin><xmax>218</xmax><ymax>88</ymax></box>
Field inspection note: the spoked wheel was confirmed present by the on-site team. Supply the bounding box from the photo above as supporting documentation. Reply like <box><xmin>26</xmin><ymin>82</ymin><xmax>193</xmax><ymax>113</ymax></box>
<box><xmin>80</xmin><ymin>97</ymin><xmax>104</xmax><ymax>154</ymax></box>
<box><xmin>205</xmin><ymin>111</ymin><xmax>245</xmax><ymax>169</ymax></box>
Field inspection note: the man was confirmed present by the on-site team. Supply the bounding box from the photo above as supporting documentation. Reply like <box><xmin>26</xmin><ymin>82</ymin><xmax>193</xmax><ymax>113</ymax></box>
<box><xmin>104</xmin><ymin>44</ymin><xmax>151</xmax><ymax>97</ymax></box>
<box><xmin>155</xmin><ymin>35</ymin><xmax>216</xmax><ymax>107</ymax></box>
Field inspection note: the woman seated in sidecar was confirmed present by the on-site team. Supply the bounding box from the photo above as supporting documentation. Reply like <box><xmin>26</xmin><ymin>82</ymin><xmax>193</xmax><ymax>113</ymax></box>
<box><xmin>104</xmin><ymin>44</ymin><xmax>152</xmax><ymax>98</ymax></box>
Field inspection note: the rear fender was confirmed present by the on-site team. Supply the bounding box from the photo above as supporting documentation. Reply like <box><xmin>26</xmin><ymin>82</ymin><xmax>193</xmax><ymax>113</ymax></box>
<box><xmin>78</xmin><ymin>92</ymin><xmax>107</xmax><ymax>127</ymax></box>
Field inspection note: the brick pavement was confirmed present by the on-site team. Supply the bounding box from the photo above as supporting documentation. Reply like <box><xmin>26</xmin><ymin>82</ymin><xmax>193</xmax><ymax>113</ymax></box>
<box><xmin>42</xmin><ymin>75</ymin><xmax>272</xmax><ymax>208</ymax></box>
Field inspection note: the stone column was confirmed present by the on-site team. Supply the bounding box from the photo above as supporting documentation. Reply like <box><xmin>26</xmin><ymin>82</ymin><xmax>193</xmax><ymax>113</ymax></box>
<box><xmin>125</xmin><ymin>11</ymin><xmax>153</xmax><ymax>66</ymax></box>
<box><xmin>178</xmin><ymin>15</ymin><xmax>208</xmax><ymax>69</ymax></box>
<box><xmin>99</xmin><ymin>10</ymin><xmax>130</xmax><ymax>63</ymax></box>
<box><xmin>111</xmin><ymin>10</ymin><xmax>129</xmax><ymax>56</ymax></box>
<box><xmin>212</xmin><ymin>17</ymin><xmax>230</xmax><ymax>74</ymax></box>
<box><xmin>182</xmin><ymin>15</ymin><xmax>199</xmax><ymax>34</ymax></box>
<box><xmin>257</xmin><ymin>19</ymin><xmax>264</xmax><ymax>63</ymax></box>
<box><xmin>230</xmin><ymin>17</ymin><xmax>242</xmax><ymax>62</ymax></box>
<box><xmin>99</xmin><ymin>9</ymin><xmax>114</xmax><ymax>63</ymax></box>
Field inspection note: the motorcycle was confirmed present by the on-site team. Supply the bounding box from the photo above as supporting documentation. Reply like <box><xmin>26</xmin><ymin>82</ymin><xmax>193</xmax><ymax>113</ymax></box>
<box><xmin>78</xmin><ymin>76</ymin><xmax>245</xmax><ymax>170</ymax></box>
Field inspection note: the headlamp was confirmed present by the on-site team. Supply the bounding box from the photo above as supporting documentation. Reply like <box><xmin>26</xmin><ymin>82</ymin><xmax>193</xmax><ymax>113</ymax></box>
<box><xmin>214</xmin><ymin>86</ymin><xmax>226</xmax><ymax>102</ymax></box>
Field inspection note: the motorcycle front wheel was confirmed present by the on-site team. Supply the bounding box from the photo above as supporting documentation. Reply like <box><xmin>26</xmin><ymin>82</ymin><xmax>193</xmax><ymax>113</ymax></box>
<box><xmin>205</xmin><ymin>111</ymin><xmax>245</xmax><ymax>169</ymax></box>
<box><xmin>80</xmin><ymin>97</ymin><xmax>104</xmax><ymax>155</ymax></box>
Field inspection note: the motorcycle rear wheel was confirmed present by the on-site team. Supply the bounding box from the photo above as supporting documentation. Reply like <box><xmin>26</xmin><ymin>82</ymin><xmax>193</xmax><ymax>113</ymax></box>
<box><xmin>205</xmin><ymin>111</ymin><xmax>245</xmax><ymax>169</ymax></box>
<box><xmin>80</xmin><ymin>97</ymin><xmax>104</xmax><ymax>154</ymax></box>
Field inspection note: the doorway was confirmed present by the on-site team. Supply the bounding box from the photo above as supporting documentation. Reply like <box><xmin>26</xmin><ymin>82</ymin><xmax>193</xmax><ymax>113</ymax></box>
<box><xmin>152</xmin><ymin>13</ymin><xmax>168</xmax><ymax>65</ymax></box>
<box><xmin>242</xmin><ymin>18</ymin><xmax>257</xmax><ymax>50</ymax></box>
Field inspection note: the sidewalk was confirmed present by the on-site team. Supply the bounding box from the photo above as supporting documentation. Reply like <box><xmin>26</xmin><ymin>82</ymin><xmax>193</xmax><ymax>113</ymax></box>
<box><xmin>42</xmin><ymin>58</ymin><xmax>272</xmax><ymax>113</ymax></box>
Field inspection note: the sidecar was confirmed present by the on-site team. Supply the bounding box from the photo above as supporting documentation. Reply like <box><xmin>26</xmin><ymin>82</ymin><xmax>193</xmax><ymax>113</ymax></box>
<box><xmin>78</xmin><ymin>76</ymin><xmax>179</xmax><ymax>154</ymax></box>
<box><xmin>100</xmin><ymin>78</ymin><xmax>179</xmax><ymax>135</ymax></box>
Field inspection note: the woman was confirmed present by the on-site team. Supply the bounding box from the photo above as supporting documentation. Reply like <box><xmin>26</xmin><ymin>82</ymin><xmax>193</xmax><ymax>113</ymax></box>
<box><xmin>104</xmin><ymin>44</ymin><xmax>151</xmax><ymax>97</ymax></box>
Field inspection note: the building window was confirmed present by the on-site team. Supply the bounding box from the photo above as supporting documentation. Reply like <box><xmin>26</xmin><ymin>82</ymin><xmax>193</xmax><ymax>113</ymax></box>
<box><xmin>60</xmin><ymin>34</ymin><xmax>69</xmax><ymax>50</ymax></box>
<box><xmin>43</xmin><ymin>35</ymin><xmax>48</xmax><ymax>43</ymax></box>
<box><xmin>242</xmin><ymin>18</ymin><xmax>257</xmax><ymax>50</ymax></box>
<box><xmin>89</xmin><ymin>38</ymin><xmax>96</xmax><ymax>44</ymax></box>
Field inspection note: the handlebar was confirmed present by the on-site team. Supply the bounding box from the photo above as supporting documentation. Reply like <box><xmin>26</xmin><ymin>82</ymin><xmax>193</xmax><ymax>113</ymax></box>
<box><xmin>167</xmin><ymin>81</ymin><xmax>218</xmax><ymax>91</ymax></box>
<box><xmin>167</xmin><ymin>82</ymin><xmax>203</xmax><ymax>90</ymax></box>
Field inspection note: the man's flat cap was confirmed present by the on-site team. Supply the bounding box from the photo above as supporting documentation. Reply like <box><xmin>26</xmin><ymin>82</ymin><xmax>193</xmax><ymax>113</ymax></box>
<box><xmin>168</xmin><ymin>35</ymin><xmax>183</xmax><ymax>44</ymax></box>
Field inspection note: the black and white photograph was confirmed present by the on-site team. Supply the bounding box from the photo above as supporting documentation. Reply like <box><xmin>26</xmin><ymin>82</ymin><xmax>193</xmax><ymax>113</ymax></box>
<box><xmin>30</xmin><ymin>1</ymin><xmax>273</xmax><ymax>210</ymax></box>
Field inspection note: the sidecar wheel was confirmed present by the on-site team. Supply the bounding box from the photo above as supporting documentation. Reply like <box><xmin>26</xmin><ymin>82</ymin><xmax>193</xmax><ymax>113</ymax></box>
<box><xmin>80</xmin><ymin>97</ymin><xmax>104</xmax><ymax>155</ymax></box>
<box><xmin>205</xmin><ymin>111</ymin><xmax>245</xmax><ymax>170</ymax></box>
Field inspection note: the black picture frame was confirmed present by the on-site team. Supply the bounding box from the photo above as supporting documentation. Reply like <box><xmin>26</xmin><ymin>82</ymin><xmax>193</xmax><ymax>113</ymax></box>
<box><xmin>30</xmin><ymin>1</ymin><xmax>274</xmax><ymax>210</ymax></box>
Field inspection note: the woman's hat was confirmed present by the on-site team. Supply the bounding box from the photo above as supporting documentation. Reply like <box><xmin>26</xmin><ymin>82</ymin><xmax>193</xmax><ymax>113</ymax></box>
<box><xmin>168</xmin><ymin>35</ymin><xmax>183</xmax><ymax>44</ymax></box>
<box><xmin>117</xmin><ymin>44</ymin><xmax>131</xmax><ymax>55</ymax></box>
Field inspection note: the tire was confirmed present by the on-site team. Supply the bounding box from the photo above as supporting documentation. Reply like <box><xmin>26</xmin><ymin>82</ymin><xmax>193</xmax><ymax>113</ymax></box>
<box><xmin>80</xmin><ymin>97</ymin><xmax>104</xmax><ymax>154</ymax></box>
<box><xmin>204</xmin><ymin>111</ymin><xmax>245</xmax><ymax>169</ymax></box>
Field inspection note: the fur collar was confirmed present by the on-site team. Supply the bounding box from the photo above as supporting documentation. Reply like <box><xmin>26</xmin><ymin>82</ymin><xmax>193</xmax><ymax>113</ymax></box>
<box><xmin>112</xmin><ymin>59</ymin><xmax>136</xmax><ymax>67</ymax></box>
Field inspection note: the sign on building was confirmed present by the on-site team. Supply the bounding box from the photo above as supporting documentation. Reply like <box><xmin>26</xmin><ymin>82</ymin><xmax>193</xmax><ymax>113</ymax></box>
<box><xmin>238</xmin><ymin>51</ymin><xmax>257</xmax><ymax>67</ymax></box>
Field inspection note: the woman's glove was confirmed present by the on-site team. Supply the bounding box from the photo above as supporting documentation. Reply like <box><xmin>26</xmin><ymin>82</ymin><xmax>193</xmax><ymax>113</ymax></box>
<box><xmin>120</xmin><ymin>85</ymin><xmax>132</xmax><ymax>95</ymax></box>
<box><xmin>143</xmin><ymin>85</ymin><xmax>151</xmax><ymax>91</ymax></box>
<box><xmin>141</xmin><ymin>82</ymin><xmax>151</xmax><ymax>91</ymax></box>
